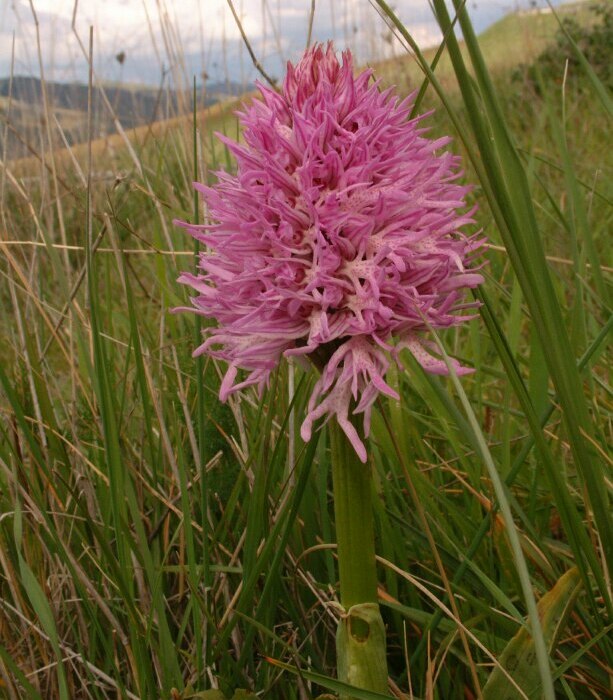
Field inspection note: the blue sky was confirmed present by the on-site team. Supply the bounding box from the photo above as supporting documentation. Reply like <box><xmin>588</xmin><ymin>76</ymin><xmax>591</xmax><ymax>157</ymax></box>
<box><xmin>0</xmin><ymin>0</ymin><xmax>574</xmax><ymax>86</ymax></box>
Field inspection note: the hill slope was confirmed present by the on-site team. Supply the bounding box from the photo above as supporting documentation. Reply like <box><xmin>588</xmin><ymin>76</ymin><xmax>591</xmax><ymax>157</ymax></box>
<box><xmin>0</xmin><ymin>76</ymin><xmax>249</xmax><ymax>160</ymax></box>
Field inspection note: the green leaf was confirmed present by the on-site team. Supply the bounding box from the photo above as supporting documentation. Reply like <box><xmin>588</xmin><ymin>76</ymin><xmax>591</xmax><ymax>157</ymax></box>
<box><xmin>336</xmin><ymin>603</ymin><xmax>388</xmax><ymax>697</ymax></box>
<box><xmin>483</xmin><ymin>568</ymin><xmax>582</xmax><ymax>699</ymax></box>
<box><xmin>264</xmin><ymin>656</ymin><xmax>398</xmax><ymax>699</ymax></box>
<box><xmin>185</xmin><ymin>687</ymin><xmax>262</xmax><ymax>699</ymax></box>
<box><xmin>231</xmin><ymin>692</ymin><xmax>258</xmax><ymax>700</ymax></box>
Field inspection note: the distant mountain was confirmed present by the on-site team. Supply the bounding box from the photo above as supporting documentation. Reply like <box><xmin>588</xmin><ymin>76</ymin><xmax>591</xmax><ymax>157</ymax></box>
<box><xmin>0</xmin><ymin>76</ymin><xmax>250</xmax><ymax>160</ymax></box>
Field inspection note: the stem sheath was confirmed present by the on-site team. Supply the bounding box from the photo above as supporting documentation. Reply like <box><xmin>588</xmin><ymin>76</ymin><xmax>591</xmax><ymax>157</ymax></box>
<box><xmin>330</xmin><ymin>421</ymin><xmax>388</xmax><ymax>697</ymax></box>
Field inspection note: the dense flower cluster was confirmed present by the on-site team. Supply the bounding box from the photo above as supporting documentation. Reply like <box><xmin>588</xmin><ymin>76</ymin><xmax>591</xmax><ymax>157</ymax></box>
<box><xmin>177</xmin><ymin>44</ymin><xmax>485</xmax><ymax>461</ymax></box>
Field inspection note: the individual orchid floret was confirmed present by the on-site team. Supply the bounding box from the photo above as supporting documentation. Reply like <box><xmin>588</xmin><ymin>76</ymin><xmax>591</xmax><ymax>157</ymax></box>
<box><xmin>176</xmin><ymin>43</ymin><xmax>485</xmax><ymax>461</ymax></box>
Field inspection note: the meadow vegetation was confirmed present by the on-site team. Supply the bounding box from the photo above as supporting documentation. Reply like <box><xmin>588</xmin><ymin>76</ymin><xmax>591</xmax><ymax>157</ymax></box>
<box><xmin>0</xmin><ymin>1</ymin><xmax>611</xmax><ymax>698</ymax></box>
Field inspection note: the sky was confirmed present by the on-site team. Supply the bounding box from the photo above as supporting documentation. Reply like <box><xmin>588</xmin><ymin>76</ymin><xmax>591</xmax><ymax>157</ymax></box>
<box><xmin>0</xmin><ymin>0</ymin><xmax>573</xmax><ymax>87</ymax></box>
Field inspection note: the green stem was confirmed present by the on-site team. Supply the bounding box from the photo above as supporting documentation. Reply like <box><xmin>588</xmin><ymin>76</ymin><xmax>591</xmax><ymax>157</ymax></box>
<box><xmin>329</xmin><ymin>420</ymin><xmax>389</xmax><ymax>697</ymax></box>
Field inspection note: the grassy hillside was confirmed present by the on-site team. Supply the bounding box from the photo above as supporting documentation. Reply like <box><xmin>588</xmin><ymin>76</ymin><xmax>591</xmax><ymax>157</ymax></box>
<box><xmin>0</xmin><ymin>2</ymin><xmax>610</xmax><ymax>698</ymax></box>
<box><xmin>375</xmin><ymin>2</ymin><xmax>601</xmax><ymax>88</ymax></box>
<box><xmin>7</xmin><ymin>95</ymin><xmax>247</xmax><ymax>179</ymax></box>
<box><xmin>477</xmin><ymin>1</ymin><xmax>598</xmax><ymax>67</ymax></box>
<box><xmin>0</xmin><ymin>76</ymin><xmax>248</xmax><ymax>160</ymax></box>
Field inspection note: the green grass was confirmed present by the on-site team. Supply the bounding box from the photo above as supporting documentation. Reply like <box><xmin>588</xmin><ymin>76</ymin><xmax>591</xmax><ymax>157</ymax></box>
<box><xmin>0</xmin><ymin>2</ymin><xmax>611</xmax><ymax>698</ymax></box>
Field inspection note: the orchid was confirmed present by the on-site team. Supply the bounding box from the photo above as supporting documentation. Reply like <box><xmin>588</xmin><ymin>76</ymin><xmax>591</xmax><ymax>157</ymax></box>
<box><xmin>177</xmin><ymin>43</ymin><xmax>485</xmax><ymax>461</ymax></box>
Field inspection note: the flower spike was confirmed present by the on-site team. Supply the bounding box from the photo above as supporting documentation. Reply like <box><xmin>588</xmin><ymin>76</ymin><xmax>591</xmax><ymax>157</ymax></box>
<box><xmin>177</xmin><ymin>43</ymin><xmax>485</xmax><ymax>461</ymax></box>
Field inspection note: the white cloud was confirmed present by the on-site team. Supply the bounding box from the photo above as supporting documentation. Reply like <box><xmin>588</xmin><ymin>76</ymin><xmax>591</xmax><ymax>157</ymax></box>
<box><xmin>0</xmin><ymin>0</ymin><xmax>569</xmax><ymax>85</ymax></box>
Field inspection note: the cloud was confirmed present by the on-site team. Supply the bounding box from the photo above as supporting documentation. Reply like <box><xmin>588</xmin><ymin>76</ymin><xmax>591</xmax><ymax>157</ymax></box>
<box><xmin>0</xmin><ymin>0</ymin><xmax>569</xmax><ymax>85</ymax></box>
